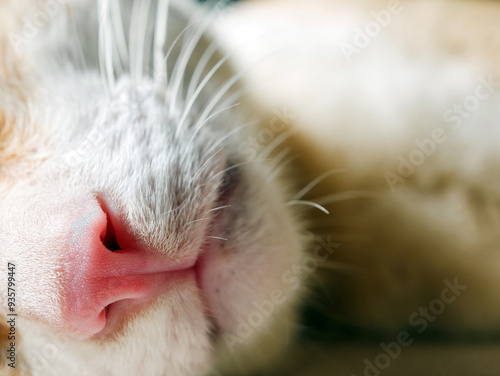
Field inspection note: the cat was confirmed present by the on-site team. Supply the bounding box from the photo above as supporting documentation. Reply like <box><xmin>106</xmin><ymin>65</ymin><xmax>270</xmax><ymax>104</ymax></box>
<box><xmin>2</xmin><ymin>0</ymin><xmax>500</xmax><ymax>375</ymax></box>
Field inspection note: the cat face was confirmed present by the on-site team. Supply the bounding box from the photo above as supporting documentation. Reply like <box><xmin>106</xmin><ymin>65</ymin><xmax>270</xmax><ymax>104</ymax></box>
<box><xmin>0</xmin><ymin>1</ymin><xmax>304</xmax><ymax>375</ymax></box>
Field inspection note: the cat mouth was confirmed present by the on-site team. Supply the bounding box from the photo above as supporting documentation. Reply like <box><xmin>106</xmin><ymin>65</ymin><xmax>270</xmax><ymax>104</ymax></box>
<box><xmin>97</xmin><ymin>267</ymin><xmax>198</xmax><ymax>338</ymax></box>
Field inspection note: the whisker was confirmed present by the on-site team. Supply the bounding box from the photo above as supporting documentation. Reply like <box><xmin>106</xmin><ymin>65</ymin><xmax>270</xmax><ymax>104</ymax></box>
<box><xmin>68</xmin><ymin>7</ymin><xmax>87</xmax><ymax>71</ymax></box>
<box><xmin>267</xmin><ymin>154</ymin><xmax>300</xmax><ymax>183</ymax></box>
<box><xmin>169</xmin><ymin>8</ymin><xmax>218</xmax><ymax>119</ymax></box>
<box><xmin>186</xmin><ymin>40</ymin><xmax>219</xmax><ymax>100</ymax></box>
<box><xmin>203</xmin><ymin>120</ymin><xmax>257</xmax><ymax>160</ymax></box>
<box><xmin>178</xmin><ymin>39</ymin><xmax>255</xmax><ymax>137</ymax></box>
<box><xmin>162</xmin><ymin>22</ymin><xmax>198</xmax><ymax>97</ymax></box>
<box><xmin>184</xmin><ymin>101</ymin><xmax>241</xmax><ymax>153</ymax></box>
<box><xmin>110</xmin><ymin>0</ymin><xmax>129</xmax><ymax>73</ymax></box>
<box><xmin>207</xmin><ymin>205</ymin><xmax>231</xmax><ymax>213</ymax></box>
<box><xmin>192</xmin><ymin>29</ymin><xmax>301</xmax><ymax>131</ymax></box>
<box><xmin>258</xmin><ymin>127</ymin><xmax>298</xmax><ymax>161</ymax></box>
<box><xmin>98</xmin><ymin>0</ymin><xmax>115</xmax><ymax>93</ymax></box>
<box><xmin>265</xmin><ymin>146</ymin><xmax>292</xmax><ymax>175</ymax></box>
<box><xmin>190</xmin><ymin>147</ymin><xmax>225</xmax><ymax>183</ymax></box>
<box><xmin>208</xmin><ymin>236</ymin><xmax>228</xmax><ymax>241</ymax></box>
<box><xmin>176</xmin><ymin>52</ymin><xmax>233</xmax><ymax>136</ymax></box>
<box><xmin>158</xmin><ymin>198</ymin><xmax>190</xmax><ymax>218</ymax></box>
<box><xmin>293</xmin><ymin>169</ymin><xmax>348</xmax><ymax>201</ymax></box>
<box><xmin>128</xmin><ymin>0</ymin><xmax>142</xmax><ymax>83</ymax></box>
<box><xmin>154</xmin><ymin>0</ymin><xmax>170</xmax><ymax>90</ymax></box>
<box><xmin>207</xmin><ymin>158</ymin><xmax>266</xmax><ymax>184</ymax></box>
<box><xmin>193</xmin><ymin>68</ymin><xmax>244</xmax><ymax>132</ymax></box>
<box><xmin>285</xmin><ymin>200</ymin><xmax>330</xmax><ymax>215</ymax></box>
<box><xmin>186</xmin><ymin>217</ymin><xmax>212</xmax><ymax>226</ymax></box>
<box><xmin>135</xmin><ymin>0</ymin><xmax>152</xmax><ymax>85</ymax></box>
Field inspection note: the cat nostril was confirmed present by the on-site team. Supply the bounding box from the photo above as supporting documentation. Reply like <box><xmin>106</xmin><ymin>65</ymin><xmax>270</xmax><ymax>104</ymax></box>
<box><xmin>101</xmin><ymin>211</ymin><xmax>121</xmax><ymax>252</ymax></box>
<box><xmin>96</xmin><ymin>195</ymin><xmax>139</xmax><ymax>252</ymax></box>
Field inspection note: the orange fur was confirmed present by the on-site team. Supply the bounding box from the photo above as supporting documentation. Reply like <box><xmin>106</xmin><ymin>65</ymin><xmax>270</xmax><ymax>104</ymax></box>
<box><xmin>0</xmin><ymin>3</ymin><xmax>30</xmax><ymax>374</ymax></box>
<box><xmin>0</xmin><ymin>321</ymin><xmax>24</xmax><ymax>376</ymax></box>
<box><xmin>0</xmin><ymin>1</ymin><xmax>42</xmax><ymax>200</ymax></box>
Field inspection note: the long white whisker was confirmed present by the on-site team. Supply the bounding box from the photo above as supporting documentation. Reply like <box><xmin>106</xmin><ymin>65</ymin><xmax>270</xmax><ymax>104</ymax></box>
<box><xmin>169</xmin><ymin>11</ymin><xmax>215</xmax><ymax>118</ymax></box>
<box><xmin>191</xmin><ymin>29</ymin><xmax>299</xmax><ymax>131</ymax></box>
<box><xmin>186</xmin><ymin>217</ymin><xmax>212</xmax><ymax>226</ymax></box>
<box><xmin>186</xmin><ymin>41</ymin><xmax>219</xmax><ymax>100</ymax></box>
<box><xmin>181</xmin><ymin>67</ymin><xmax>248</xmax><ymax>145</ymax></box>
<box><xmin>258</xmin><ymin>127</ymin><xmax>298</xmax><ymax>161</ymax></box>
<box><xmin>285</xmin><ymin>200</ymin><xmax>330</xmax><ymax>215</ymax></box>
<box><xmin>154</xmin><ymin>0</ymin><xmax>170</xmax><ymax>92</ymax></box>
<box><xmin>183</xmin><ymin>101</ymin><xmax>240</xmax><ymax>153</ymax></box>
<box><xmin>97</xmin><ymin>0</ymin><xmax>115</xmax><ymax>94</ymax></box>
<box><xmin>200</xmin><ymin>120</ymin><xmax>257</xmax><ymax>161</ymax></box>
<box><xmin>194</xmin><ymin>69</ymin><xmax>243</xmax><ymax>132</ymax></box>
<box><xmin>68</xmin><ymin>9</ymin><xmax>87</xmax><ymax>70</ymax></box>
<box><xmin>207</xmin><ymin>205</ymin><xmax>231</xmax><ymax>213</ymax></box>
<box><xmin>135</xmin><ymin>0</ymin><xmax>152</xmax><ymax>85</ymax></box>
<box><xmin>208</xmin><ymin>236</ymin><xmax>228</xmax><ymax>241</ymax></box>
<box><xmin>293</xmin><ymin>169</ymin><xmax>348</xmax><ymax>201</ymax></box>
<box><xmin>128</xmin><ymin>0</ymin><xmax>142</xmax><ymax>83</ymax></box>
<box><xmin>190</xmin><ymin>147</ymin><xmax>224</xmax><ymax>183</ymax></box>
<box><xmin>162</xmin><ymin>22</ymin><xmax>198</xmax><ymax>103</ymax></box>
<box><xmin>207</xmin><ymin>161</ymin><xmax>264</xmax><ymax>187</ymax></box>
<box><xmin>110</xmin><ymin>0</ymin><xmax>129</xmax><ymax>73</ymax></box>
<box><xmin>105</xmin><ymin>10</ymin><xmax>116</xmax><ymax>90</ymax></box>
<box><xmin>206</xmin><ymin>159</ymin><xmax>265</xmax><ymax>184</ymax></box>
<box><xmin>267</xmin><ymin>155</ymin><xmax>300</xmax><ymax>183</ymax></box>
<box><xmin>266</xmin><ymin>146</ymin><xmax>292</xmax><ymax>175</ymax></box>
<box><xmin>170</xmin><ymin>0</ymin><xmax>232</xmax><ymax>106</ymax></box>
<box><xmin>176</xmin><ymin>53</ymin><xmax>232</xmax><ymax>136</ymax></box>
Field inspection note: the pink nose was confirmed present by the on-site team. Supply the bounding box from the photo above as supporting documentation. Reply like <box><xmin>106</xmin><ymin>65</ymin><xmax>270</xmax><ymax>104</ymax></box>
<box><xmin>67</xmin><ymin>204</ymin><xmax>195</xmax><ymax>335</ymax></box>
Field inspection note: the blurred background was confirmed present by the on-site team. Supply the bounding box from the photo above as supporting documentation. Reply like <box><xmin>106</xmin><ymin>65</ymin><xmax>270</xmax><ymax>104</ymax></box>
<box><xmin>210</xmin><ymin>0</ymin><xmax>500</xmax><ymax>375</ymax></box>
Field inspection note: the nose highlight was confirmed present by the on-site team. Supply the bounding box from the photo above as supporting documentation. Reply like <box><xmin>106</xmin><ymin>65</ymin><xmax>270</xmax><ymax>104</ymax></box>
<box><xmin>66</xmin><ymin>202</ymin><xmax>196</xmax><ymax>335</ymax></box>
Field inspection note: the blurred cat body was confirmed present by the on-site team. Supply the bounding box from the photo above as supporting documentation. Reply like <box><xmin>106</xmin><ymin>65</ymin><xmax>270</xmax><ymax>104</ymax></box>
<box><xmin>215</xmin><ymin>0</ymin><xmax>500</xmax><ymax>335</ymax></box>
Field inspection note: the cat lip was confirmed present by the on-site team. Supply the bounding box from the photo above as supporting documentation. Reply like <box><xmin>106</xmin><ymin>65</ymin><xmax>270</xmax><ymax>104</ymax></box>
<box><xmin>96</xmin><ymin>267</ymin><xmax>197</xmax><ymax>338</ymax></box>
<box><xmin>100</xmin><ymin>250</ymin><xmax>208</xmax><ymax>338</ymax></box>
